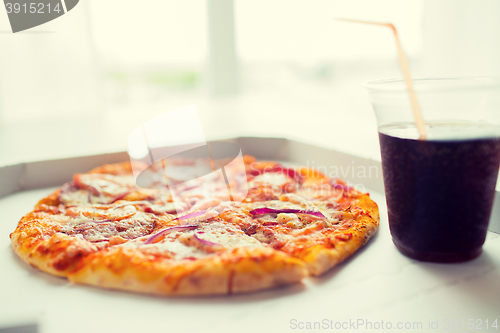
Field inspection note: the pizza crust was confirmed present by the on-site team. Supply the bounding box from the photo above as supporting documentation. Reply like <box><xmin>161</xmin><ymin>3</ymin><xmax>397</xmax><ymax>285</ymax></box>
<box><xmin>68</xmin><ymin>247</ymin><xmax>307</xmax><ymax>295</ymax></box>
<box><xmin>35</xmin><ymin>189</ymin><xmax>61</xmax><ymax>209</ymax></box>
<box><xmin>88</xmin><ymin>161</ymin><xmax>134</xmax><ymax>175</ymax></box>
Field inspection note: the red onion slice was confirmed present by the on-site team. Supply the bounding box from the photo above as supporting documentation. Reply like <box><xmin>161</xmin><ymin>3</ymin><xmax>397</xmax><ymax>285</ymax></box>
<box><xmin>193</xmin><ymin>233</ymin><xmax>221</xmax><ymax>246</ymax></box>
<box><xmin>59</xmin><ymin>182</ymin><xmax>75</xmax><ymax>195</ymax></box>
<box><xmin>58</xmin><ymin>182</ymin><xmax>79</xmax><ymax>202</ymax></box>
<box><xmin>174</xmin><ymin>209</ymin><xmax>219</xmax><ymax>225</ymax></box>
<box><xmin>110</xmin><ymin>191</ymin><xmax>132</xmax><ymax>203</ymax></box>
<box><xmin>177</xmin><ymin>184</ymin><xmax>199</xmax><ymax>192</ymax></box>
<box><xmin>174</xmin><ymin>210</ymin><xmax>208</xmax><ymax>221</ymax></box>
<box><xmin>144</xmin><ymin>225</ymin><xmax>198</xmax><ymax>245</ymax></box>
<box><xmin>249</xmin><ymin>207</ymin><xmax>325</xmax><ymax>218</ymax></box>
<box><xmin>111</xmin><ymin>201</ymin><xmax>150</xmax><ymax>210</ymax></box>
<box><xmin>92</xmin><ymin>219</ymin><xmax>112</xmax><ymax>223</ymax></box>
<box><xmin>85</xmin><ymin>184</ymin><xmax>101</xmax><ymax>196</ymax></box>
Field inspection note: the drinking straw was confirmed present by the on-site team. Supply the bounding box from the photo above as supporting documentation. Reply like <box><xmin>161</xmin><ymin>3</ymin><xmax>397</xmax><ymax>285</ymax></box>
<box><xmin>336</xmin><ymin>18</ymin><xmax>427</xmax><ymax>139</ymax></box>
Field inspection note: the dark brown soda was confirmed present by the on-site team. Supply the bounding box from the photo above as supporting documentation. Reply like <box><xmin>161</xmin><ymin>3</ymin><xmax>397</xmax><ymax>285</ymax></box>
<box><xmin>379</xmin><ymin>124</ymin><xmax>500</xmax><ymax>262</ymax></box>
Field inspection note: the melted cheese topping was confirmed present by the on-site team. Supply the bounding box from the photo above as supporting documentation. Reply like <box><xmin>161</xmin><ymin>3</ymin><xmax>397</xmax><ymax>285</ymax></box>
<box><xmin>124</xmin><ymin>221</ymin><xmax>265</xmax><ymax>260</ymax></box>
<box><xmin>250</xmin><ymin>200</ymin><xmax>340</xmax><ymax>228</ymax></box>
<box><xmin>79</xmin><ymin>174</ymin><xmax>136</xmax><ymax>195</ymax></box>
<box><xmin>66</xmin><ymin>205</ymin><xmax>137</xmax><ymax>220</ymax></box>
<box><xmin>61</xmin><ymin>174</ymin><xmax>138</xmax><ymax>205</ymax></box>
<box><xmin>59</xmin><ymin>189</ymin><xmax>93</xmax><ymax>205</ymax></box>
<box><xmin>61</xmin><ymin>212</ymin><xmax>155</xmax><ymax>243</ymax></box>
<box><xmin>144</xmin><ymin>240</ymin><xmax>209</xmax><ymax>259</ymax></box>
<box><xmin>192</xmin><ymin>222</ymin><xmax>264</xmax><ymax>249</ymax></box>
<box><xmin>276</xmin><ymin>213</ymin><xmax>303</xmax><ymax>228</ymax></box>
<box><xmin>250</xmin><ymin>173</ymin><xmax>294</xmax><ymax>188</ymax></box>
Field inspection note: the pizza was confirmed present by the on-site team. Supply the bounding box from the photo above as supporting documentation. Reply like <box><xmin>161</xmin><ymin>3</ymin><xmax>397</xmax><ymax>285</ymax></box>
<box><xmin>10</xmin><ymin>155</ymin><xmax>379</xmax><ymax>296</ymax></box>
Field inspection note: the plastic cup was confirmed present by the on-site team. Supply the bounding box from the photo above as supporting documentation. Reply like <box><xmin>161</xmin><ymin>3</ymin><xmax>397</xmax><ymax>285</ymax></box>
<box><xmin>365</xmin><ymin>77</ymin><xmax>500</xmax><ymax>262</ymax></box>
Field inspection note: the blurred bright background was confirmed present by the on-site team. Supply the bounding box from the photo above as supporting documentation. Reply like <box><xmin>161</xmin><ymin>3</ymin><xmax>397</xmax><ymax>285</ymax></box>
<box><xmin>0</xmin><ymin>0</ymin><xmax>499</xmax><ymax>165</ymax></box>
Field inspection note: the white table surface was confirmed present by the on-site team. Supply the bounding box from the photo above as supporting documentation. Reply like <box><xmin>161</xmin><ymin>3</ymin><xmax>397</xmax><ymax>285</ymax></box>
<box><xmin>1</xmin><ymin>187</ymin><xmax>499</xmax><ymax>333</ymax></box>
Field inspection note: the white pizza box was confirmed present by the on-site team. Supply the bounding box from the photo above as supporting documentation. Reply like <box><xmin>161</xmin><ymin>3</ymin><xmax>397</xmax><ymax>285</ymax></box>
<box><xmin>0</xmin><ymin>137</ymin><xmax>499</xmax><ymax>333</ymax></box>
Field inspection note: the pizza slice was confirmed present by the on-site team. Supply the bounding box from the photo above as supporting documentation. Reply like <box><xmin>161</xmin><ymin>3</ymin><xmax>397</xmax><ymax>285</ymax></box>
<box><xmin>11</xmin><ymin>202</ymin><xmax>173</xmax><ymax>276</ymax></box>
<box><xmin>219</xmin><ymin>192</ymin><xmax>379</xmax><ymax>276</ymax></box>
